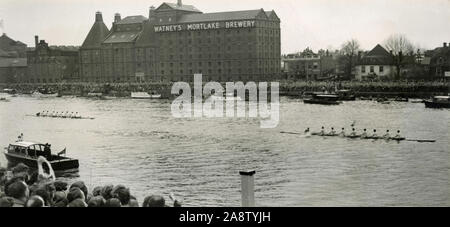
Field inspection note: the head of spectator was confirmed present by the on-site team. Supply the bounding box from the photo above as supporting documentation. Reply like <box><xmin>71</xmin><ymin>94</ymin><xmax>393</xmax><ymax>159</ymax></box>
<box><xmin>12</xmin><ymin>163</ymin><xmax>30</xmax><ymax>182</ymax></box>
<box><xmin>88</xmin><ymin>196</ymin><xmax>106</xmax><ymax>207</ymax></box>
<box><xmin>6</xmin><ymin>180</ymin><xmax>29</xmax><ymax>207</ymax></box>
<box><xmin>70</xmin><ymin>181</ymin><xmax>88</xmax><ymax>200</ymax></box>
<box><xmin>53</xmin><ymin>190</ymin><xmax>67</xmax><ymax>205</ymax></box>
<box><xmin>92</xmin><ymin>186</ymin><xmax>103</xmax><ymax>197</ymax></box>
<box><xmin>101</xmin><ymin>184</ymin><xmax>114</xmax><ymax>200</ymax></box>
<box><xmin>67</xmin><ymin>198</ymin><xmax>88</xmax><ymax>207</ymax></box>
<box><xmin>25</xmin><ymin>195</ymin><xmax>45</xmax><ymax>207</ymax></box>
<box><xmin>142</xmin><ymin>195</ymin><xmax>166</xmax><ymax>207</ymax></box>
<box><xmin>54</xmin><ymin>181</ymin><xmax>68</xmax><ymax>192</ymax></box>
<box><xmin>32</xmin><ymin>185</ymin><xmax>54</xmax><ymax>207</ymax></box>
<box><xmin>67</xmin><ymin>187</ymin><xmax>85</xmax><ymax>203</ymax></box>
<box><xmin>53</xmin><ymin>197</ymin><xmax>69</xmax><ymax>207</ymax></box>
<box><xmin>112</xmin><ymin>185</ymin><xmax>130</xmax><ymax>206</ymax></box>
<box><xmin>0</xmin><ymin>196</ymin><xmax>14</xmax><ymax>207</ymax></box>
<box><xmin>104</xmin><ymin>198</ymin><xmax>121</xmax><ymax>207</ymax></box>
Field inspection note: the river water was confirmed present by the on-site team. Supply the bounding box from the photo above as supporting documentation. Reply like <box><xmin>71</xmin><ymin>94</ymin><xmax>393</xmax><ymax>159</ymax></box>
<box><xmin>0</xmin><ymin>95</ymin><xmax>449</xmax><ymax>207</ymax></box>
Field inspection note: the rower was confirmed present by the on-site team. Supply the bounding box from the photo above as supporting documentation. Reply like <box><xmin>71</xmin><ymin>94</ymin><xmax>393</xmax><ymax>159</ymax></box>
<box><xmin>394</xmin><ymin>130</ymin><xmax>402</xmax><ymax>139</ymax></box>
<box><xmin>339</xmin><ymin>128</ymin><xmax>345</xmax><ymax>137</ymax></box>
<box><xmin>383</xmin><ymin>130</ymin><xmax>391</xmax><ymax>139</ymax></box>
<box><xmin>36</xmin><ymin>112</ymin><xmax>41</xmax><ymax>117</ymax></box>
<box><xmin>361</xmin><ymin>129</ymin><xmax>368</xmax><ymax>138</ymax></box>
<box><xmin>350</xmin><ymin>128</ymin><xmax>357</xmax><ymax>137</ymax></box>
<box><xmin>329</xmin><ymin>127</ymin><xmax>336</xmax><ymax>136</ymax></box>
<box><xmin>320</xmin><ymin>126</ymin><xmax>325</xmax><ymax>136</ymax></box>
<box><xmin>372</xmin><ymin>129</ymin><xmax>378</xmax><ymax>138</ymax></box>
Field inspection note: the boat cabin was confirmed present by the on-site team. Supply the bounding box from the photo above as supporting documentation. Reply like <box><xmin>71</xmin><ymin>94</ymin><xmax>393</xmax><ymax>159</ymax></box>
<box><xmin>312</xmin><ymin>94</ymin><xmax>340</xmax><ymax>101</ymax></box>
<box><xmin>432</xmin><ymin>96</ymin><xmax>450</xmax><ymax>103</ymax></box>
<box><xmin>6</xmin><ymin>141</ymin><xmax>52</xmax><ymax>159</ymax></box>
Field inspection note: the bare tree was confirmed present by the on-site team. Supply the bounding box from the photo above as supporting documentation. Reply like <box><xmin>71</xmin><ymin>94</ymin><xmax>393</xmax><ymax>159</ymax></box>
<box><xmin>383</xmin><ymin>34</ymin><xmax>415</xmax><ymax>55</ymax></box>
<box><xmin>339</xmin><ymin>39</ymin><xmax>361</xmax><ymax>79</ymax></box>
<box><xmin>383</xmin><ymin>34</ymin><xmax>415</xmax><ymax>79</ymax></box>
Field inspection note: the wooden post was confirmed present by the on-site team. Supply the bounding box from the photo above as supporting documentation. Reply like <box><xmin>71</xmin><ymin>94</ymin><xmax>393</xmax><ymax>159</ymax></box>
<box><xmin>240</xmin><ymin>170</ymin><xmax>256</xmax><ymax>207</ymax></box>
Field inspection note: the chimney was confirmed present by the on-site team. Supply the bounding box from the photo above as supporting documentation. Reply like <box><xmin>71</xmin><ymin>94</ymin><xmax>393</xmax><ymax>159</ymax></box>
<box><xmin>177</xmin><ymin>0</ymin><xmax>182</xmax><ymax>6</ymax></box>
<box><xmin>149</xmin><ymin>6</ymin><xmax>156</xmax><ymax>19</ymax></box>
<box><xmin>95</xmin><ymin>11</ymin><xmax>103</xmax><ymax>22</ymax></box>
<box><xmin>34</xmin><ymin>35</ymin><xmax>39</xmax><ymax>47</ymax></box>
<box><xmin>114</xmin><ymin>13</ymin><xmax>121</xmax><ymax>23</ymax></box>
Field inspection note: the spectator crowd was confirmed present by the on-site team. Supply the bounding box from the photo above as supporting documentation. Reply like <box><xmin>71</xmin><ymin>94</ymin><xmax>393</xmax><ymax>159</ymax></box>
<box><xmin>0</xmin><ymin>160</ymin><xmax>181</xmax><ymax>207</ymax></box>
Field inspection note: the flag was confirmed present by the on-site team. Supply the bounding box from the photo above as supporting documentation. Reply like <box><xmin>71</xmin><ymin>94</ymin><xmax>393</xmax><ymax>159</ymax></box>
<box><xmin>58</xmin><ymin>148</ymin><xmax>67</xmax><ymax>156</ymax></box>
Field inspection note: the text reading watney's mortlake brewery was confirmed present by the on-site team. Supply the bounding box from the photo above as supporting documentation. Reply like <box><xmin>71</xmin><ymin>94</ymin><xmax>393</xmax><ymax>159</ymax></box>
<box><xmin>154</xmin><ymin>20</ymin><xmax>256</xmax><ymax>32</ymax></box>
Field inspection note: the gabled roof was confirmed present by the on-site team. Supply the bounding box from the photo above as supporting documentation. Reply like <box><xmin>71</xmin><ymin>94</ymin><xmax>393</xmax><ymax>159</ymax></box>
<box><xmin>358</xmin><ymin>44</ymin><xmax>394</xmax><ymax>65</ymax></box>
<box><xmin>265</xmin><ymin>10</ymin><xmax>280</xmax><ymax>21</ymax></box>
<box><xmin>116</xmin><ymin>15</ymin><xmax>148</xmax><ymax>25</ymax></box>
<box><xmin>366</xmin><ymin>44</ymin><xmax>392</xmax><ymax>58</ymax></box>
<box><xmin>81</xmin><ymin>21</ymin><xmax>110</xmax><ymax>49</ymax></box>
<box><xmin>178</xmin><ymin>9</ymin><xmax>266</xmax><ymax>23</ymax></box>
<box><xmin>157</xmin><ymin>2</ymin><xmax>202</xmax><ymax>13</ymax></box>
<box><xmin>103</xmin><ymin>31</ymin><xmax>141</xmax><ymax>44</ymax></box>
<box><xmin>0</xmin><ymin>34</ymin><xmax>27</xmax><ymax>51</ymax></box>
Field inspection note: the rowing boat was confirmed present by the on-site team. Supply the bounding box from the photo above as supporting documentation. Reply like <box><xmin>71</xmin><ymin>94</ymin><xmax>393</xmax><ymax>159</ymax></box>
<box><xmin>27</xmin><ymin>114</ymin><xmax>95</xmax><ymax>120</ymax></box>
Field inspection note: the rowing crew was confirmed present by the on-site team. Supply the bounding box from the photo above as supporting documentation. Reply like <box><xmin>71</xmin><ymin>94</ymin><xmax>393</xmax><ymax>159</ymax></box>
<box><xmin>307</xmin><ymin>127</ymin><xmax>405</xmax><ymax>140</ymax></box>
<box><xmin>36</xmin><ymin>111</ymin><xmax>82</xmax><ymax>119</ymax></box>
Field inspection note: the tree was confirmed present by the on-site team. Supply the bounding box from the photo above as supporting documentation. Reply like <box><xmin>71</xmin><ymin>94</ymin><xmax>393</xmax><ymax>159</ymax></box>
<box><xmin>383</xmin><ymin>34</ymin><xmax>415</xmax><ymax>55</ymax></box>
<box><xmin>339</xmin><ymin>39</ymin><xmax>361</xmax><ymax>79</ymax></box>
<box><xmin>383</xmin><ymin>34</ymin><xmax>415</xmax><ymax>79</ymax></box>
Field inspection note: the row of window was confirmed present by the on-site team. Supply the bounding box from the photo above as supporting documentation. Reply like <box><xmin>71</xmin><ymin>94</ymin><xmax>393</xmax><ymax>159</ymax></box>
<box><xmin>361</xmin><ymin>65</ymin><xmax>385</xmax><ymax>74</ymax></box>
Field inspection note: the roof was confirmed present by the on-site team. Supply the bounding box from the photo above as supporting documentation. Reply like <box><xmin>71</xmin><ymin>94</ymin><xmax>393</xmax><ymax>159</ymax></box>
<box><xmin>116</xmin><ymin>15</ymin><xmax>148</xmax><ymax>25</ymax></box>
<box><xmin>81</xmin><ymin>21</ymin><xmax>110</xmax><ymax>49</ymax></box>
<box><xmin>10</xmin><ymin>141</ymin><xmax>41</xmax><ymax>147</ymax></box>
<box><xmin>159</xmin><ymin>2</ymin><xmax>202</xmax><ymax>12</ymax></box>
<box><xmin>103</xmin><ymin>31</ymin><xmax>141</xmax><ymax>44</ymax></box>
<box><xmin>358</xmin><ymin>44</ymin><xmax>394</xmax><ymax>65</ymax></box>
<box><xmin>178</xmin><ymin>9</ymin><xmax>264</xmax><ymax>23</ymax></box>
<box><xmin>0</xmin><ymin>58</ymin><xmax>27</xmax><ymax>68</ymax></box>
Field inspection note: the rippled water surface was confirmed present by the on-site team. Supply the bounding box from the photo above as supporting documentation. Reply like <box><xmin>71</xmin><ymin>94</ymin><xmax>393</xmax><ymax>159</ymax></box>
<box><xmin>0</xmin><ymin>95</ymin><xmax>449</xmax><ymax>207</ymax></box>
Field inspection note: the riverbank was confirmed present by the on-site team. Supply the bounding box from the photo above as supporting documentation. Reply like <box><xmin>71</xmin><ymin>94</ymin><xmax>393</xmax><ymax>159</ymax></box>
<box><xmin>1</xmin><ymin>80</ymin><xmax>449</xmax><ymax>99</ymax></box>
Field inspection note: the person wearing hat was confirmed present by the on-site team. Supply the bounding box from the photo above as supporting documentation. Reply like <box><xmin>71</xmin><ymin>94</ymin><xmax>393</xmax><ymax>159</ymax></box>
<box><xmin>12</xmin><ymin>163</ymin><xmax>30</xmax><ymax>183</ymax></box>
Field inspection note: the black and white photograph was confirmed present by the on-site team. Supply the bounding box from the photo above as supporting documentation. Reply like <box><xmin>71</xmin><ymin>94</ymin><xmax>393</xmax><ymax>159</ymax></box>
<box><xmin>0</xmin><ymin>0</ymin><xmax>449</xmax><ymax>216</ymax></box>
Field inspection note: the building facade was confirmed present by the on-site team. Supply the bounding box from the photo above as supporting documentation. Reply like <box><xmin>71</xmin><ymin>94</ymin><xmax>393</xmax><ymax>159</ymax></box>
<box><xmin>0</xmin><ymin>33</ymin><xmax>28</xmax><ymax>83</ymax></box>
<box><xmin>282</xmin><ymin>48</ymin><xmax>339</xmax><ymax>80</ymax></box>
<box><xmin>80</xmin><ymin>0</ymin><xmax>281</xmax><ymax>83</ymax></box>
<box><xmin>355</xmin><ymin>44</ymin><xmax>396</xmax><ymax>81</ymax></box>
<box><xmin>26</xmin><ymin>36</ymin><xmax>79</xmax><ymax>83</ymax></box>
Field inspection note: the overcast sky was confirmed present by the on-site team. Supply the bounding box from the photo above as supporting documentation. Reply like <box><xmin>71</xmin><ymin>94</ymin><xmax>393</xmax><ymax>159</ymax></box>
<box><xmin>1</xmin><ymin>0</ymin><xmax>449</xmax><ymax>53</ymax></box>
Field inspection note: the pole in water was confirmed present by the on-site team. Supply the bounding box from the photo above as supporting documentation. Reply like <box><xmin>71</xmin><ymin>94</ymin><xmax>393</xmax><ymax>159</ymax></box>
<box><xmin>240</xmin><ymin>170</ymin><xmax>256</xmax><ymax>207</ymax></box>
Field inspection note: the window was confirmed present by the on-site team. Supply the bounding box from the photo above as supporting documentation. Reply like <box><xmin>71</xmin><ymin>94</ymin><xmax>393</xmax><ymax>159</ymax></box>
<box><xmin>379</xmin><ymin>66</ymin><xmax>384</xmax><ymax>73</ymax></box>
<box><xmin>370</xmin><ymin>66</ymin><xmax>374</xmax><ymax>73</ymax></box>
<box><xmin>361</xmin><ymin>66</ymin><xmax>366</xmax><ymax>73</ymax></box>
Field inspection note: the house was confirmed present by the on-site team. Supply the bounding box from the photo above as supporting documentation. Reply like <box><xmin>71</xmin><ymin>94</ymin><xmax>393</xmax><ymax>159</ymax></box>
<box><xmin>355</xmin><ymin>44</ymin><xmax>396</xmax><ymax>81</ymax></box>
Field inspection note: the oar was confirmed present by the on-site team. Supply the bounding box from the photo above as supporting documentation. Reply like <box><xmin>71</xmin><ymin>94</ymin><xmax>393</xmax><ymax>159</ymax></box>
<box><xmin>280</xmin><ymin>131</ymin><xmax>303</xmax><ymax>135</ymax></box>
<box><xmin>406</xmin><ymin>139</ymin><xmax>436</xmax><ymax>143</ymax></box>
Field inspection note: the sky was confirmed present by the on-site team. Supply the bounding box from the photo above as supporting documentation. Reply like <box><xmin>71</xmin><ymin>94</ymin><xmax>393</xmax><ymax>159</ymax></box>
<box><xmin>0</xmin><ymin>0</ymin><xmax>449</xmax><ymax>54</ymax></box>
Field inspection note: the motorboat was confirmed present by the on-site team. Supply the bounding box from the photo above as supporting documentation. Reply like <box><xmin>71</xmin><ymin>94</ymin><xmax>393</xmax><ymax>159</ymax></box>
<box><xmin>4</xmin><ymin>141</ymin><xmax>79</xmax><ymax>175</ymax></box>
<box><xmin>424</xmin><ymin>96</ymin><xmax>450</xmax><ymax>109</ymax></box>
<box><xmin>304</xmin><ymin>94</ymin><xmax>341</xmax><ymax>105</ymax></box>
<box><xmin>131</xmin><ymin>92</ymin><xmax>162</xmax><ymax>99</ymax></box>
